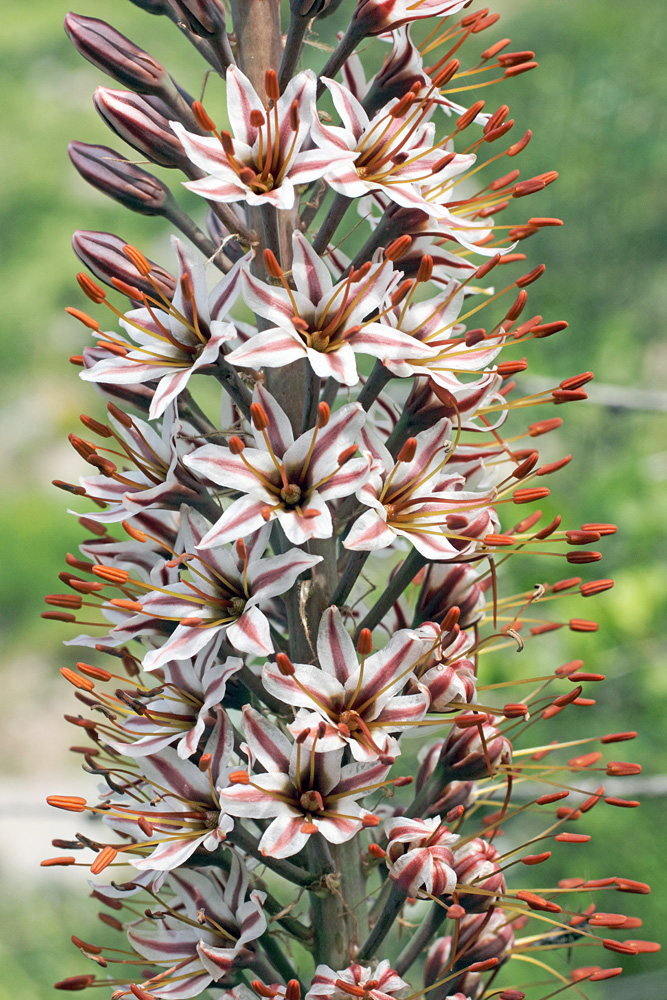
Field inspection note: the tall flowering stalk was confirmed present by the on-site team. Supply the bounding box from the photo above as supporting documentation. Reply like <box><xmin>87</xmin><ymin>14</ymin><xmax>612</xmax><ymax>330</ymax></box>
<box><xmin>44</xmin><ymin>3</ymin><xmax>657</xmax><ymax>998</ymax></box>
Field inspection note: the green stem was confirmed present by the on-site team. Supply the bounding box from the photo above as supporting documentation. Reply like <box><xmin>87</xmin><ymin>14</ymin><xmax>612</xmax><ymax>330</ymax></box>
<box><xmin>354</xmin><ymin>548</ymin><xmax>427</xmax><ymax>638</ymax></box>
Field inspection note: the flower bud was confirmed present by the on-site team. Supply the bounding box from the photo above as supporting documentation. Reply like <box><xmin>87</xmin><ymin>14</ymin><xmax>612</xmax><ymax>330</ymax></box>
<box><xmin>63</xmin><ymin>15</ymin><xmax>169</xmax><ymax>94</ymax></box>
<box><xmin>126</xmin><ymin>0</ymin><xmax>172</xmax><ymax>12</ymax></box>
<box><xmin>170</xmin><ymin>0</ymin><xmax>227</xmax><ymax>36</ymax></box>
<box><xmin>93</xmin><ymin>88</ymin><xmax>190</xmax><ymax>170</ymax></box>
<box><xmin>72</xmin><ymin>229</ymin><xmax>176</xmax><ymax>299</ymax></box>
<box><xmin>68</xmin><ymin>142</ymin><xmax>171</xmax><ymax>216</ymax></box>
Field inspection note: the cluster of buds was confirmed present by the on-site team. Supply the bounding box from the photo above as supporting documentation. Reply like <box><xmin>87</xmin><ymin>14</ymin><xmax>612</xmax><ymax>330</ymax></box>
<box><xmin>46</xmin><ymin>2</ymin><xmax>657</xmax><ymax>999</ymax></box>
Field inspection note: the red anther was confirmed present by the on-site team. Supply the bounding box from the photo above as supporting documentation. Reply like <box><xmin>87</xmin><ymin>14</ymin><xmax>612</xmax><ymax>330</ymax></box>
<box><xmin>396</xmin><ymin>437</ymin><xmax>417</xmax><ymax>464</ymax></box>
<box><xmin>337</xmin><ymin>445</ymin><xmax>359</xmax><ymax>467</ymax></box>
<box><xmin>560</xmin><ymin>371</ymin><xmax>594</xmax><ymax>390</ymax></box>
<box><xmin>503</xmin><ymin>702</ymin><xmax>529</xmax><ymax>718</ymax></box>
<box><xmin>471</xmin><ymin>10</ymin><xmax>501</xmax><ymax>31</ymax></box>
<box><xmin>555</xmin><ymin>833</ymin><xmax>591</xmax><ymax>843</ymax></box>
<box><xmin>512</xmin><ymin>486</ymin><xmax>550</xmax><ymax>503</ymax></box>
<box><xmin>623</xmin><ymin>940</ymin><xmax>661</xmax><ymax>953</ymax></box>
<box><xmin>388</xmin><ymin>91</ymin><xmax>415</xmax><ymax>119</ymax></box>
<box><xmin>521</xmin><ymin>851</ymin><xmax>551</xmax><ymax>865</ymax></box>
<box><xmin>385</xmin><ymin>235</ymin><xmax>412</xmax><ymax>261</ymax></box>
<box><xmin>604</xmin><ymin>796</ymin><xmax>640</xmax><ymax>808</ymax></box>
<box><xmin>460</xmin><ymin>9</ymin><xmax>487</xmax><ymax>28</ymax></box>
<box><xmin>192</xmin><ymin>99</ymin><xmax>217</xmax><ymax>131</ymax></box>
<box><xmin>90</xmin><ymin>846</ymin><xmax>118</xmax><ymax>875</ymax></box>
<box><xmin>536</xmin><ymin>455</ymin><xmax>572</xmax><ymax>476</ymax></box>
<box><xmin>261</xmin><ymin>506</ymin><xmax>273</xmax><ymax>521</ymax></box>
<box><xmin>441</xmin><ymin>607</ymin><xmax>460</xmax><ymax>631</ymax></box>
<box><xmin>447</xmin><ymin>903</ymin><xmax>465</xmax><ymax>920</ymax></box>
<box><xmin>513</xmin><ymin>508</ymin><xmax>542</xmax><ymax>530</ymax></box>
<box><xmin>484</xmin><ymin>533</ymin><xmax>515</xmax><ymax>546</ymax></box>
<box><xmin>512</xmin><ymin>178</ymin><xmax>545</xmax><ymax>199</ymax></box>
<box><xmin>512</xmin><ymin>451</ymin><xmax>539</xmax><ymax>477</ymax></box>
<box><xmin>528</xmin><ymin>417</ymin><xmax>563</xmax><ymax>437</ymax></box>
<box><xmin>99</xmin><ymin>914</ymin><xmax>123</xmax><ymax>931</ymax></box>
<box><xmin>79</xmin><ymin>413</ymin><xmax>111</xmax><ymax>437</ymax></box>
<box><xmin>335</xmin><ymin>982</ymin><xmax>366</xmax><ymax>998</ymax></box>
<box><xmin>497</xmin><ymin>50</ymin><xmax>536</xmax><ymax>67</ymax></box>
<box><xmin>569</xmin><ymin>619</ymin><xmax>599</xmax><ymax>632</ymax></box>
<box><xmin>42</xmin><ymin>610</ymin><xmax>77</xmax><ymax>622</ymax></box>
<box><xmin>47</xmin><ymin>795</ymin><xmax>87</xmax><ymax>812</ymax></box>
<box><xmin>60</xmin><ymin>668</ymin><xmax>95</xmax><ymax>692</ymax></box>
<box><xmin>276</xmin><ymin>652</ymin><xmax>295</xmax><ymax>676</ymax></box>
<box><xmin>264</xmin><ymin>68</ymin><xmax>280</xmax><ymax>101</ymax></box>
<box><xmin>506</xmin><ymin>130</ymin><xmax>532</xmax><ymax>158</ymax></box>
<box><xmin>250</xmin><ymin>402</ymin><xmax>270</xmax><ymax>431</ymax></box>
<box><xmin>566</xmin><ymin>530</ymin><xmax>601</xmax><ymax>545</ymax></box>
<box><xmin>582</xmin><ymin>522</ymin><xmax>617</xmax><ymax>536</ymax></box>
<box><xmin>76</xmin><ymin>663</ymin><xmax>112</xmax><ymax>681</ymax></box>
<box><xmin>66</xmin><ymin>307</ymin><xmax>100</xmax><ymax>331</ymax></box>
<box><xmin>474</xmin><ymin>253</ymin><xmax>501</xmax><ymax>280</ymax></box>
<box><xmin>513</xmin><ymin>314</ymin><xmax>543</xmax><ymax>337</ymax></box>
<box><xmin>131</xmin><ymin>986</ymin><xmax>156</xmax><ymax>1000</ymax></box>
<box><xmin>109</xmin><ymin>599</ymin><xmax>143</xmax><ymax>613</ymax></box>
<box><xmin>568</xmin><ymin>673</ymin><xmax>605</xmax><ymax>684</ymax></box>
<box><xmin>556</xmin><ymin>806</ymin><xmax>580</xmax><ymax>820</ymax></box>
<box><xmin>228</xmin><ymin>435</ymin><xmax>245</xmax><ymax>455</ymax></box>
<box><xmin>350</xmin><ymin>262</ymin><xmax>372</xmax><ymax>282</ymax></box>
<box><xmin>41</xmin><ymin>856</ymin><xmax>77</xmax><ymax>867</ymax></box>
<box><xmin>121</xmin><ymin>244</ymin><xmax>152</xmax><ymax>277</ymax></box>
<box><xmin>445</xmin><ymin>804</ymin><xmax>464</xmax><ymax>823</ymax></box>
<box><xmin>77</xmin><ymin>272</ymin><xmax>106</xmax><ymax>303</ymax></box>
<box><xmin>432</xmin><ymin>58</ymin><xmax>460</xmax><ymax>87</ymax></box>
<box><xmin>249</xmin><ymin>109</ymin><xmax>266</xmax><ymax>129</ymax></box>
<box><xmin>235</xmin><ymin>539</ymin><xmax>247</xmax><ymax>562</ymax></box>
<box><xmin>515</xmin><ymin>264</ymin><xmax>546</xmax><ymax>287</ymax></box>
<box><xmin>393</xmin><ymin>776</ymin><xmax>413</xmax><ymax>787</ymax></box>
<box><xmin>552</xmin><ymin>578</ymin><xmax>582</xmax><ymax>593</ymax></box>
<box><xmin>467</xmin><ymin>959</ymin><xmax>499</xmax><ymax>973</ymax></box>
<box><xmin>509</xmin><ymin>224</ymin><xmax>539</xmax><ymax>240</ymax></box>
<box><xmin>454</xmin><ymin>711</ymin><xmax>487</xmax><ymax>728</ymax></box>
<box><xmin>480</xmin><ymin>37</ymin><xmax>511</xmax><ymax>59</ymax></box>
<box><xmin>490</xmin><ymin>169</ymin><xmax>520</xmax><ymax>192</ymax></box>
<box><xmin>300</xmin><ymin>821</ymin><xmax>318</xmax><ymax>834</ymax></box>
<box><xmin>574</xmin><ymin>697</ymin><xmax>596</xmax><ymax>706</ymax></box>
<box><xmin>362</xmin><ymin>813</ymin><xmax>381</xmax><ymax>827</ymax></box>
<box><xmin>357</xmin><ymin>628</ymin><xmax>373</xmax><ymax>657</ymax></box>
<box><xmin>54</xmin><ymin>976</ymin><xmax>95</xmax><ymax>990</ymax></box>
<box><xmin>289</xmin><ymin>100</ymin><xmax>299</xmax><ymax>131</ymax></box>
<box><xmin>566</xmin><ymin>551</ymin><xmax>602</xmax><ymax>564</ymax></box>
<box><xmin>296</xmin><ymin>729</ymin><xmax>310</xmax><ymax>745</ymax></box>
<box><xmin>318</xmin><ymin>402</ymin><xmax>331</xmax><ymax>427</ymax></box>
<box><xmin>499</xmin><ymin>253</ymin><xmax>527</xmax><ymax>264</ymax></box>
<box><xmin>368</xmin><ymin>843</ymin><xmax>386</xmax><ymax>859</ymax></box>
<box><xmin>588</xmin><ymin>913</ymin><xmax>627</xmax><ymax>928</ymax></box>
<box><xmin>553</xmin><ymin>388</ymin><xmax>588</xmax><ymax>402</ymax></box>
<box><xmin>622</xmin><ymin>918</ymin><xmax>643</xmax><ymax>929</ymax></box>
<box><xmin>92</xmin><ymin>564</ymin><xmax>130</xmax><ymax>583</ymax></box>
<box><xmin>53</xmin><ymin>480</ymin><xmax>86</xmax><ymax>496</ymax></box>
<box><xmin>252</xmin><ymin>982</ymin><xmax>279</xmax><ymax>999</ymax></box>
<box><xmin>498</xmin><ymin>359</ymin><xmax>528</xmax><ymax>377</ymax></box>
<box><xmin>603</xmin><ymin>939</ymin><xmax>638</xmax><ymax>955</ymax></box>
<box><xmin>485</xmin><ymin>121</ymin><xmax>515</xmax><ymax>143</ymax></box>
<box><xmin>301</xmin><ymin>508</ymin><xmax>321</xmax><ymax>519</ymax></box>
<box><xmin>465</xmin><ymin>327</ymin><xmax>487</xmax><ymax>346</ymax></box>
<box><xmin>536</xmin><ymin>791</ymin><xmax>570</xmax><ymax>805</ymax></box>
<box><xmin>229</xmin><ymin>770</ymin><xmax>250</xmax><ymax>785</ymax></box>
<box><xmin>390</xmin><ymin>279</ymin><xmax>414</xmax><ymax>307</ymax></box>
<box><xmin>239</xmin><ymin>167</ymin><xmax>258</xmax><ymax>185</ymax></box>
<box><xmin>528</xmin><ymin>217</ymin><xmax>564</xmax><ymax>228</ymax></box>
<box><xmin>530</xmin><ymin>622</ymin><xmax>563</xmax><ymax>636</ymax></box>
<box><xmin>606</xmin><ymin>761</ymin><xmax>641</xmax><ymax>776</ymax></box>
<box><xmin>263</xmin><ymin>249</ymin><xmax>283</xmax><ymax>278</ymax></box>
<box><xmin>615</xmin><ymin>878</ymin><xmax>650</xmax><ymax>894</ymax></box>
<box><xmin>430</xmin><ymin>152</ymin><xmax>457</xmax><ymax>173</ymax></box>
<box><xmin>554</xmin><ymin>685</ymin><xmax>583</xmax><ymax>707</ymax></box>
<box><xmin>416</xmin><ymin>255</ymin><xmax>433</xmax><ymax>283</ymax></box>
<box><xmin>580</xmin><ymin>579</ymin><xmax>614</xmax><ymax>597</ymax></box>
<box><xmin>111</xmin><ymin>277</ymin><xmax>144</xmax><ymax>300</ymax></box>
<box><xmin>568</xmin><ymin>751</ymin><xmax>602</xmax><ymax>768</ymax></box>
<box><xmin>446</xmin><ymin>515</ymin><xmax>468</xmax><ymax>532</ymax></box>
<box><xmin>601</xmin><ymin>731</ymin><xmax>637</xmax><ymax>744</ymax></box>
<box><xmin>456</xmin><ymin>100</ymin><xmax>486</xmax><ymax>130</ymax></box>
<box><xmin>498</xmin><ymin>993</ymin><xmax>525</xmax><ymax>1000</ymax></box>
<box><xmin>137</xmin><ymin>816</ymin><xmax>153</xmax><ymax>837</ymax></box>
<box><xmin>198</xmin><ymin>753</ymin><xmax>212</xmax><ymax>773</ymax></box>
<box><xmin>122</xmin><ymin>521</ymin><xmax>147</xmax><ymax>545</ymax></box>
<box><xmin>505</xmin><ymin>60</ymin><xmax>539</xmax><ymax>78</ymax></box>
<box><xmin>285</xmin><ymin>981</ymin><xmax>301</xmax><ymax>1000</ymax></box>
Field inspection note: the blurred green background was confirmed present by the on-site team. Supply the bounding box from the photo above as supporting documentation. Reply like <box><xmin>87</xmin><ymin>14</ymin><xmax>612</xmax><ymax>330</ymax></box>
<box><xmin>1</xmin><ymin>0</ymin><xmax>665</xmax><ymax>996</ymax></box>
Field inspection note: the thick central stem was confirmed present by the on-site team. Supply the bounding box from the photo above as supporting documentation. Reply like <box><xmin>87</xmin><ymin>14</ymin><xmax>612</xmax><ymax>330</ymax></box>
<box><xmin>229</xmin><ymin>0</ymin><xmax>282</xmax><ymax>95</ymax></box>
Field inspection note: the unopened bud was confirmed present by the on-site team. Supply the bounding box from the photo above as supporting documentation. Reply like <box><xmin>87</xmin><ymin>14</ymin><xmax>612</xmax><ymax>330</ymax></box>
<box><xmin>73</xmin><ymin>231</ymin><xmax>175</xmax><ymax>300</ymax></box>
<box><xmin>64</xmin><ymin>15</ymin><xmax>168</xmax><ymax>94</ymax></box>
<box><xmin>68</xmin><ymin>142</ymin><xmax>171</xmax><ymax>216</ymax></box>
<box><xmin>94</xmin><ymin>88</ymin><xmax>189</xmax><ymax>170</ymax></box>
<box><xmin>169</xmin><ymin>0</ymin><xmax>227</xmax><ymax>36</ymax></box>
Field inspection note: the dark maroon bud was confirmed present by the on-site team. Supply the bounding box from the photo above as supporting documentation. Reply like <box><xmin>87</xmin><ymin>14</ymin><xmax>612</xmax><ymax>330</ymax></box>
<box><xmin>169</xmin><ymin>0</ymin><xmax>227</xmax><ymax>35</ymax></box>
<box><xmin>126</xmin><ymin>0</ymin><xmax>173</xmax><ymax>12</ymax></box>
<box><xmin>64</xmin><ymin>14</ymin><xmax>169</xmax><ymax>94</ymax></box>
<box><xmin>93</xmin><ymin>88</ymin><xmax>190</xmax><ymax>170</ymax></box>
<box><xmin>72</xmin><ymin>231</ymin><xmax>176</xmax><ymax>300</ymax></box>
<box><xmin>68</xmin><ymin>141</ymin><xmax>171</xmax><ymax>216</ymax></box>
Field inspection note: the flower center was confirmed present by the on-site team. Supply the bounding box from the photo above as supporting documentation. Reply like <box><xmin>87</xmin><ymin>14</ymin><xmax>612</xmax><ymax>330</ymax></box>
<box><xmin>299</xmin><ymin>790</ymin><xmax>324</xmax><ymax>813</ymax></box>
<box><xmin>339</xmin><ymin>710</ymin><xmax>363</xmax><ymax>733</ymax></box>
<box><xmin>310</xmin><ymin>330</ymin><xmax>331</xmax><ymax>352</ymax></box>
<box><xmin>280</xmin><ymin>483</ymin><xmax>303</xmax><ymax>506</ymax></box>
